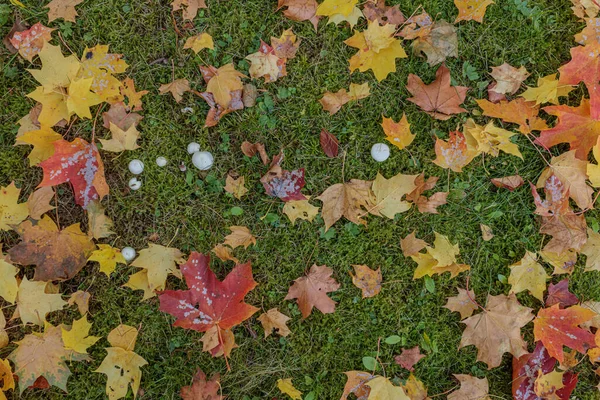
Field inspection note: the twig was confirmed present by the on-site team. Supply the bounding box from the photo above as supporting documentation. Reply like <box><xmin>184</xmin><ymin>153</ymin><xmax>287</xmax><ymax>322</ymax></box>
<box><xmin>217</xmin><ymin>327</ymin><xmax>231</xmax><ymax>371</ymax></box>
<box><xmin>465</xmin><ymin>275</ymin><xmax>486</xmax><ymax>313</ymax></box>
<box><xmin>374</xmin><ymin>337</ymin><xmax>386</xmax><ymax>377</ymax></box>
<box><xmin>524</xmin><ymin>134</ymin><xmax>551</xmax><ymax>168</ymax></box>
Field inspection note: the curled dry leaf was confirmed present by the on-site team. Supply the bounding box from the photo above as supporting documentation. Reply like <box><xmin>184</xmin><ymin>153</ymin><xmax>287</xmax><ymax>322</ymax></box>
<box><xmin>102</xmin><ymin>102</ymin><xmax>143</xmax><ymax>130</ymax></box>
<box><xmin>158</xmin><ymin>79</ymin><xmax>191</xmax><ymax>103</ymax></box>
<box><xmin>341</xmin><ymin>371</ymin><xmax>375</xmax><ymax>400</ymax></box>
<box><xmin>350</xmin><ymin>265</ymin><xmax>382</xmax><ymax>298</ymax></box>
<box><xmin>491</xmin><ymin>175</ymin><xmax>524</xmax><ymax>191</ymax></box>
<box><xmin>224</xmin><ymin>226</ymin><xmax>257</xmax><ymax>249</ymax></box>
<box><xmin>225</xmin><ymin>174</ymin><xmax>249</xmax><ymax>199</ymax></box>
<box><xmin>285</xmin><ymin>264</ymin><xmax>340</xmax><ymax>318</ymax></box>
<box><xmin>405</xmin><ymin>174</ymin><xmax>448</xmax><ymax>214</ymax></box>
<box><xmin>67</xmin><ymin>290</ymin><xmax>91</xmax><ymax>315</ymax></box>
<box><xmin>241</xmin><ymin>141</ymin><xmax>269</xmax><ymax>164</ymax></box>
<box><xmin>319</xmin><ymin>129</ymin><xmax>339</xmax><ymax>158</ymax></box>
<box><xmin>276</xmin><ymin>0</ymin><xmax>320</xmax><ymax>31</ymax></box>
<box><xmin>257</xmin><ymin>308</ymin><xmax>291</xmax><ymax>338</ymax></box>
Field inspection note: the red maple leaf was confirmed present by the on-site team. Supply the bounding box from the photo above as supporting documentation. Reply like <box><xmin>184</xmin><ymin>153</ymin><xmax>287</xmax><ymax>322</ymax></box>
<box><xmin>545</xmin><ymin>279</ymin><xmax>579</xmax><ymax>309</ymax></box>
<box><xmin>558</xmin><ymin>44</ymin><xmax>600</xmax><ymax>87</ymax></box>
<box><xmin>38</xmin><ymin>138</ymin><xmax>109</xmax><ymax>209</ymax></box>
<box><xmin>535</xmin><ymin>85</ymin><xmax>600</xmax><ymax>159</ymax></box>
<box><xmin>158</xmin><ymin>252</ymin><xmax>258</xmax><ymax>355</ymax></box>
<box><xmin>533</xmin><ymin>304</ymin><xmax>596</xmax><ymax>363</ymax></box>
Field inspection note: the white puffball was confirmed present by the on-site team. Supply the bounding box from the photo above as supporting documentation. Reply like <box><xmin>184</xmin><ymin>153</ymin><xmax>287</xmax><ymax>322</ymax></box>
<box><xmin>128</xmin><ymin>177</ymin><xmax>142</xmax><ymax>190</ymax></box>
<box><xmin>121</xmin><ymin>247</ymin><xmax>136</xmax><ymax>262</ymax></box>
<box><xmin>371</xmin><ymin>143</ymin><xmax>390</xmax><ymax>162</ymax></box>
<box><xmin>187</xmin><ymin>142</ymin><xmax>201</xmax><ymax>154</ymax></box>
<box><xmin>128</xmin><ymin>159</ymin><xmax>144</xmax><ymax>175</ymax></box>
<box><xmin>156</xmin><ymin>156</ymin><xmax>167</xmax><ymax>167</ymax></box>
<box><xmin>192</xmin><ymin>151</ymin><xmax>214</xmax><ymax>170</ymax></box>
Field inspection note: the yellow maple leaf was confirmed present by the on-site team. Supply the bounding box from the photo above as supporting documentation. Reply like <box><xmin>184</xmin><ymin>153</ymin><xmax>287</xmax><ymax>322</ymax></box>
<box><xmin>366</xmin><ymin>376</ymin><xmax>410</xmax><ymax>400</ymax></box>
<box><xmin>184</xmin><ymin>32</ymin><xmax>214</xmax><ymax>53</ymax></box>
<box><xmin>27</xmin><ymin>43</ymin><xmax>80</xmax><ymax>91</ymax></box>
<box><xmin>78</xmin><ymin>45</ymin><xmax>128</xmax><ymax>102</ymax></box>
<box><xmin>345</xmin><ymin>20</ymin><xmax>407</xmax><ymax>81</ymax></box>
<box><xmin>27</xmin><ymin>86</ymin><xmax>70</xmax><ymax>127</ymax></box>
<box><xmin>277</xmin><ymin>378</ymin><xmax>302</xmax><ymax>400</ymax></box>
<box><xmin>45</xmin><ymin>0</ymin><xmax>83</xmax><ymax>22</ymax></box>
<box><xmin>371</xmin><ymin>172</ymin><xmax>417</xmax><ymax>219</ymax></box>
<box><xmin>508</xmin><ymin>251</ymin><xmax>548</xmax><ymax>301</ymax></box>
<box><xmin>463</xmin><ymin>119</ymin><xmax>522</xmax><ymax>159</ymax></box>
<box><xmin>95</xmin><ymin>347</ymin><xmax>147</xmax><ymax>400</ymax></box>
<box><xmin>205</xmin><ymin>63</ymin><xmax>246</xmax><ymax>108</ymax></box>
<box><xmin>327</xmin><ymin>6</ymin><xmax>363</xmax><ymax>28</ymax></box>
<box><xmin>454</xmin><ymin>0</ymin><xmax>495</xmax><ymax>23</ymax></box>
<box><xmin>224</xmin><ymin>226</ymin><xmax>257</xmax><ymax>249</ymax></box>
<box><xmin>224</xmin><ymin>175</ymin><xmax>249</xmax><ymax>199</ymax></box>
<box><xmin>62</xmin><ymin>315</ymin><xmax>100</xmax><ymax>354</ymax></box>
<box><xmin>316</xmin><ymin>0</ymin><xmax>358</xmax><ymax>17</ymax></box>
<box><xmin>0</xmin><ymin>248</ymin><xmax>18</xmax><ymax>304</ymax></box>
<box><xmin>99</xmin><ymin>123</ymin><xmax>140</xmax><ymax>153</ymax></box>
<box><xmin>89</xmin><ymin>244</ymin><xmax>127</xmax><ymax>276</ymax></box>
<box><xmin>0</xmin><ymin>182</ymin><xmax>29</xmax><ymax>231</ymax></box>
<box><xmin>15</xmin><ymin>277</ymin><xmax>66</xmax><ymax>326</ymax></box>
<box><xmin>347</xmin><ymin>82</ymin><xmax>370</xmax><ymax>100</ymax></box>
<box><xmin>124</xmin><ymin>244</ymin><xmax>184</xmax><ymax>298</ymax></box>
<box><xmin>521</xmin><ymin>74</ymin><xmax>575</xmax><ymax>105</ymax></box>
<box><xmin>282</xmin><ymin>198</ymin><xmax>320</xmax><ymax>224</ymax></box>
<box><xmin>158</xmin><ymin>79</ymin><xmax>191</xmax><ymax>103</ymax></box>
<box><xmin>381</xmin><ymin>113</ymin><xmax>414</xmax><ymax>150</ymax></box>
<box><xmin>66</xmin><ymin>77</ymin><xmax>103</xmax><ymax>119</ymax></box>
<box><xmin>19</xmin><ymin>125</ymin><xmax>62</xmax><ymax>166</ymax></box>
<box><xmin>412</xmin><ymin>232</ymin><xmax>470</xmax><ymax>279</ymax></box>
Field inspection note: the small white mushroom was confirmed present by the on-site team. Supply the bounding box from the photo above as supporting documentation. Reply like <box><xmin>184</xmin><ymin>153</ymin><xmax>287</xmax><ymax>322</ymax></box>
<box><xmin>192</xmin><ymin>151</ymin><xmax>214</xmax><ymax>170</ymax></box>
<box><xmin>121</xmin><ymin>247</ymin><xmax>136</xmax><ymax>262</ymax></box>
<box><xmin>156</xmin><ymin>157</ymin><xmax>167</xmax><ymax>167</ymax></box>
<box><xmin>128</xmin><ymin>177</ymin><xmax>142</xmax><ymax>190</ymax></box>
<box><xmin>128</xmin><ymin>159</ymin><xmax>144</xmax><ymax>175</ymax></box>
<box><xmin>187</xmin><ymin>142</ymin><xmax>201</xmax><ymax>154</ymax></box>
<box><xmin>371</xmin><ymin>143</ymin><xmax>390</xmax><ymax>162</ymax></box>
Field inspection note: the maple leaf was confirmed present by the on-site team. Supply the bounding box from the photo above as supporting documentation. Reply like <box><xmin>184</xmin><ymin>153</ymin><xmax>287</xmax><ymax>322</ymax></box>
<box><xmin>19</xmin><ymin>125</ymin><xmax>62</xmax><ymax>166</ymax></box>
<box><xmin>278</xmin><ymin>378</ymin><xmax>302</xmax><ymax>399</ymax></box>
<box><xmin>198</xmin><ymin>90</ymin><xmax>244</xmax><ymax>127</ymax></box>
<box><xmin>9</xmin><ymin>216</ymin><xmax>95</xmax><ymax>281</ymax></box>
<box><xmin>371</xmin><ymin>172</ymin><xmax>417</xmax><ymax>219</ymax></box>
<box><xmin>67</xmin><ymin>290</ymin><xmax>91</xmax><ymax>315</ymax></box>
<box><xmin>45</xmin><ymin>0</ymin><xmax>83</xmax><ymax>22</ymax></box>
<box><xmin>261</xmin><ymin>166</ymin><xmax>306</xmax><ymax>201</ymax></box>
<box><xmin>200</xmin><ymin>63</ymin><xmax>246</xmax><ymax>109</ymax></box>
<box><xmin>399</xmin><ymin>12</ymin><xmax>433</xmax><ymax>40</ymax></box>
<box><xmin>211</xmin><ymin>244</ymin><xmax>238</xmax><ymax>263</ymax></box>
<box><xmin>433</xmin><ymin>130</ymin><xmax>477</xmax><ymax>172</ymax></box>
<box><xmin>411</xmin><ymin>20</ymin><xmax>458</xmax><ymax>66</ymax></box>
<box><xmin>381</xmin><ymin>113</ymin><xmax>414</xmax><ymax>150</ymax></box>
<box><xmin>0</xmin><ymin>182</ymin><xmax>29</xmax><ymax>231</ymax></box>
<box><xmin>575</xmin><ymin>17</ymin><xmax>600</xmax><ymax>45</ymax></box>
<box><xmin>158</xmin><ymin>79</ymin><xmax>191</xmax><ymax>103</ymax></box>
<box><xmin>89</xmin><ymin>244</ymin><xmax>127</xmax><ymax>276</ymax></box>
<box><xmin>400</xmin><ymin>231</ymin><xmax>428</xmax><ymax>257</ymax></box>
<box><xmin>246</xmin><ymin>41</ymin><xmax>287</xmax><ymax>83</ymax></box>
<box><xmin>571</xmin><ymin>0</ymin><xmax>600</xmax><ymax>18</ymax></box>
<box><xmin>271</xmin><ymin>29</ymin><xmax>301</xmax><ymax>59</ymax></box>
<box><xmin>463</xmin><ymin>119</ymin><xmax>522</xmax><ymax>159</ymax></box>
<box><xmin>582</xmin><ymin>227</ymin><xmax>600</xmax><ymax>271</ymax></box>
<box><xmin>558</xmin><ymin>42</ymin><xmax>600</xmax><ymax>87</ymax></box>
<box><xmin>546</xmin><ymin>279</ymin><xmax>579</xmax><ymax>309</ymax></box>
<box><xmin>39</xmin><ymin>138</ymin><xmax>109</xmax><ymax>209</ymax></box>
<box><xmin>99</xmin><ymin>123</ymin><xmax>140</xmax><ymax>152</ymax></box>
<box><xmin>224</xmin><ymin>226</ymin><xmax>257</xmax><ymax>249</ymax></box>
<box><xmin>489</xmin><ymin>63</ymin><xmax>529</xmax><ymax>94</ymax></box>
<box><xmin>588</xmin><ymin>137</ymin><xmax>600</xmax><ymax>186</ymax></box>
<box><xmin>224</xmin><ymin>174</ymin><xmax>248</xmax><ymax>199</ymax></box>
<box><xmin>521</xmin><ymin>74</ymin><xmax>574</xmax><ymax>106</ymax></box>
<box><xmin>405</xmin><ymin>174</ymin><xmax>448</xmax><ymax>214</ymax></box>
<box><xmin>0</xmin><ymin>358</ymin><xmax>14</xmax><ymax>397</ymax></box>
<box><xmin>534</xmin><ymin>370</ymin><xmax>566</xmax><ymax>399</ymax></box>
<box><xmin>276</xmin><ymin>0</ymin><xmax>320</xmax><ymax>30</ymax></box>
<box><xmin>285</xmin><ymin>264</ymin><xmax>340</xmax><ymax>318</ymax></box>
<box><xmin>341</xmin><ymin>371</ymin><xmax>375</xmax><ymax>400</ymax></box>
<box><xmin>159</xmin><ymin>253</ymin><xmax>258</xmax><ymax>356</ymax></box>
<box><xmin>14</xmin><ymin>278</ymin><xmax>66</xmax><ymax>326</ymax></box>
<box><xmin>363</xmin><ymin>0</ymin><xmax>405</xmax><ymax>25</ymax></box>
<box><xmin>448</xmin><ymin>375</ymin><xmax>490</xmax><ymax>400</ymax></box>
<box><xmin>27</xmin><ymin>43</ymin><xmax>80</xmax><ymax>93</ymax></box>
<box><xmin>454</xmin><ymin>0</ymin><xmax>494</xmax><ymax>23</ymax></box>
<box><xmin>120</xmin><ymin>78</ymin><xmax>148</xmax><ymax>111</ymax></box>
<box><xmin>401</xmin><ymin>374</ymin><xmax>428</xmax><ymax>400</ymax></box>
<box><xmin>394</xmin><ymin>346</ymin><xmax>425</xmax><ymax>371</ymax></box>
<box><xmin>533</xmin><ymin>304</ymin><xmax>596</xmax><ymax>363</ymax></box>
<box><xmin>407</xmin><ymin>64</ymin><xmax>468</xmax><ymax>120</ymax></box>
<box><xmin>125</xmin><ymin>244</ymin><xmax>184</xmax><ymax>297</ymax></box>
<box><xmin>0</xmin><ymin>248</ymin><xmax>18</xmax><ymax>304</ymax></box>
<box><xmin>171</xmin><ymin>0</ymin><xmax>207</xmax><ymax>20</ymax></box>
<box><xmin>476</xmin><ymin>98</ymin><xmax>548</xmax><ymax>134</ymax></box>
<box><xmin>184</xmin><ymin>33</ymin><xmax>214</xmax><ymax>54</ymax></box>
<box><xmin>317</xmin><ymin>179</ymin><xmax>376</xmax><ymax>230</ymax></box>
<box><xmin>491</xmin><ymin>175</ymin><xmax>524</xmax><ymax>191</ymax></box>
<box><xmin>444</xmin><ymin>288</ymin><xmax>478</xmax><ymax>320</ymax></box>
<box><xmin>459</xmin><ymin>294</ymin><xmax>534</xmax><ymax>368</ymax></box>
<box><xmin>95</xmin><ymin>346</ymin><xmax>147</xmax><ymax>400</ymax></box>
<box><xmin>508</xmin><ymin>251</ymin><xmax>548</xmax><ymax>301</ymax></box>
<box><xmin>0</xmin><ymin>312</ymin><xmax>6</xmax><ymax>349</ymax></box>
<box><xmin>9</xmin><ymin>324</ymin><xmax>88</xmax><ymax>394</ymax></box>
<box><xmin>540</xmin><ymin>249</ymin><xmax>577</xmax><ymax>275</ymax></box>
<box><xmin>180</xmin><ymin>369</ymin><xmax>224</xmax><ymax>400</ymax></box>
<box><xmin>365</xmin><ymin>376</ymin><xmax>410</xmax><ymax>400</ymax></box>
<box><xmin>258</xmin><ymin>308</ymin><xmax>291</xmax><ymax>338</ymax></box>
<box><xmin>350</xmin><ymin>265</ymin><xmax>382</xmax><ymax>298</ymax></box>
<box><xmin>320</xmin><ymin>129</ymin><xmax>339</xmax><ymax>157</ymax></box>
<box><xmin>283</xmin><ymin>198</ymin><xmax>320</xmax><ymax>224</ymax></box>
<box><xmin>86</xmin><ymin>199</ymin><xmax>115</xmax><ymax>239</ymax></box>
<box><xmin>344</xmin><ymin>20</ymin><xmax>407</xmax><ymax>81</ymax></box>
<box><xmin>411</xmin><ymin>232</ymin><xmax>470</xmax><ymax>279</ymax></box>
<box><xmin>107</xmin><ymin>324</ymin><xmax>138</xmax><ymax>351</ymax></box>
<box><xmin>316</xmin><ymin>0</ymin><xmax>357</xmax><ymax>16</ymax></box>
<box><xmin>102</xmin><ymin>102</ymin><xmax>143</xmax><ymax>130</ymax></box>
<box><xmin>78</xmin><ymin>45</ymin><xmax>128</xmax><ymax>102</ymax></box>
<box><xmin>241</xmin><ymin>141</ymin><xmax>269</xmax><ymax>164</ymax></box>
<box><xmin>61</xmin><ymin>315</ymin><xmax>100</xmax><ymax>354</ymax></box>
<box><xmin>319</xmin><ymin>83</ymin><xmax>370</xmax><ymax>114</ymax></box>
<box><xmin>9</xmin><ymin>22</ymin><xmax>54</xmax><ymax>62</ymax></box>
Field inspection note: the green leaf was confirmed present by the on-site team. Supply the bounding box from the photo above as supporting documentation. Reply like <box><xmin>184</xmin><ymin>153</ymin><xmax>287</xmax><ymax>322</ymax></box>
<box><xmin>424</xmin><ymin>276</ymin><xmax>435</xmax><ymax>293</ymax></box>
<box><xmin>230</xmin><ymin>207</ymin><xmax>243</xmax><ymax>216</ymax></box>
<box><xmin>384</xmin><ymin>335</ymin><xmax>402</xmax><ymax>345</ymax></box>
<box><xmin>362</xmin><ymin>356</ymin><xmax>378</xmax><ymax>371</ymax></box>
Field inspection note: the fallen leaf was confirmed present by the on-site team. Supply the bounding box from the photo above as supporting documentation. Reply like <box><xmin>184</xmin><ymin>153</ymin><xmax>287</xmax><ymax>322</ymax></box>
<box><xmin>508</xmin><ymin>251</ymin><xmax>548</xmax><ymax>301</ymax></box>
<box><xmin>242</xmin><ymin>83</ymin><xmax>258</xmax><ymax>107</ymax></box>
<box><xmin>184</xmin><ymin>32</ymin><xmax>214</xmax><ymax>54</ymax></box>
<box><xmin>405</xmin><ymin>174</ymin><xmax>448</xmax><ymax>214</ymax></box>
<box><xmin>125</xmin><ymin>244</ymin><xmax>184</xmax><ymax>296</ymax></box>
<box><xmin>400</xmin><ymin>231</ymin><xmax>428</xmax><ymax>257</ymax></box>
<box><xmin>320</xmin><ymin>129</ymin><xmax>339</xmax><ymax>157</ymax></box>
<box><xmin>394</xmin><ymin>346</ymin><xmax>425</xmax><ymax>371</ymax></box>
<box><xmin>444</xmin><ymin>288</ymin><xmax>478</xmax><ymax>320</ymax></box>
<box><xmin>285</xmin><ymin>264</ymin><xmax>340</xmax><ymax>318</ymax></box>
<box><xmin>546</xmin><ymin>279</ymin><xmax>579</xmax><ymax>309</ymax></box>
<box><xmin>211</xmin><ymin>244</ymin><xmax>239</xmax><ymax>263</ymax></box>
<box><xmin>77</xmin><ymin>45</ymin><xmax>128</xmax><ymax>103</ymax></box>
<box><xmin>107</xmin><ymin>324</ymin><xmax>138</xmax><ymax>351</ymax></box>
<box><xmin>198</xmin><ymin>90</ymin><xmax>244</xmax><ymax>127</ymax></box>
<box><xmin>89</xmin><ymin>244</ymin><xmax>126</xmax><ymax>276</ymax></box>
<box><xmin>45</xmin><ymin>0</ymin><xmax>83</xmax><ymax>22</ymax></box>
<box><xmin>341</xmin><ymin>371</ymin><xmax>375</xmax><ymax>400</ymax></box>
<box><xmin>319</xmin><ymin>83</ymin><xmax>369</xmax><ymax>114</ymax></box>
<box><xmin>0</xmin><ymin>249</ymin><xmax>18</xmax><ymax>304</ymax></box>
<box><xmin>448</xmin><ymin>375</ymin><xmax>490</xmax><ymax>400</ymax></box>
<box><xmin>463</xmin><ymin>119</ymin><xmax>522</xmax><ymax>159</ymax></box>
<box><xmin>489</xmin><ymin>63</ymin><xmax>529</xmax><ymax>94</ymax></box>
<box><xmin>401</xmin><ymin>374</ymin><xmax>428</xmax><ymax>400</ymax></box>
<box><xmin>86</xmin><ymin>200</ymin><xmax>115</xmax><ymax>239</ymax></box>
<box><xmin>61</xmin><ymin>315</ymin><xmax>100</xmax><ymax>354</ymax></box>
<box><xmin>0</xmin><ymin>182</ymin><xmax>29</xmax><ymax>231</ymax></box>
<box><xmin>366</xmin><ymin>376</ymin><xmax>410</xmax><ymax>400</ymax></box>
<box><xmin>27</xmin><ymin>186</ymin><xmax>54</xmax><ymax>220</ymax></box>
<box><xmin>9</xmin><ymin>216</ymin><xmax>96</xmax><ymax>281</ymax></box>
<box><xmin>225</xmin><ymin>174</ymin><xmax>249</xmax><ymax>199</ymax></box>
<box><xmin>521</xmin><ymin>74</ymin><xmax>574</xmax><ymax>106</ymax></box>
<box><xmin>171</xmin><ymin>0</ymin><xmax>207</xmax><ymax>20</ymax></box>
<box><xmin>411</xmin><ymin>232</ymin><xmax>470</xmax><ymax>279</ymax></box>
<box><xmin>459</xmin><ymin>294</ymin><xmax>534</xmax><ymax>368</ymax></box>
<box><xmin>350</xmin><ymin>265</ymin><xmax>382</xmax><ymax>298</ymax></box>
<box><xmin>276</xmin><ymin>0</ymin><xmax>320</xmax><ymax>30</ymax></box>
<box><xmin>282</xmin><ymin>198</ymin><xmax>320</xmax><ymax>224</ymax></box>
<box><xmin>271</xmin><ymin>29</ymin><xmax>301</xmax><ymax>59</ymax></box>
<box><xmin>362</xmin><ymin>0</ymin><xmax>405</xmax><ymax>25</ymax></box>
<box><xmin>582</xmin><ymin>228</ymin><xmax>600</xmax><ymax>271</ymax></box>
<box><xmin>99</xmin><ymin>122</ymin><xmax>140</xmax><ymax>152</ymax></box>
<box><xmin>95</xmin><ymin>344</ymin><xmax>147</xmax><ymax>400</ymax></box>
<box><xmin>559</xmin><ymin>42</ymin><xmax>600</xmax><ymax>87</ymax></box>
<box><xmin>535</xmin><ymin>370</ymin><xmax>565</xmax><ymax>398</ymax></box>
<box><xmin>277</xmin><ymin>378</ymin><xmax>302</xmax><ymax>400</ymax></box>
<box><xmin>411</xmin><ymin>20</ymin><xmax>458</xmax><ymax>66</ymax></box>
<box><xmin>224</xmin><ymin>226</ymin><xmax>256</xmax><ymax>249</ymax></box>
<box><xmin>67</xmin><ymin>290</ymin><xmax>91</xmax><ymax>315</ymax></box>
<box><xmin>0</xmin><ymin>358</ymin><xmax>13</xmax><ymax>396</ymax></box>
<box><xmin>158</xmin><ymin>79</ymin><xmax>191</xmax><ymax>103</ymax></box>
<box><xmin>241</xmin><ymin>141</ymin><xmax>269</xmax><ymax>164</ymax></box>
<box><xmin>102</xmin><ymin>102</ymin><xmax>143</xmax><ymax>130</ymax></box>
<box><xmin>407</xmin><ymin>64</ymin><xmax>468</xmax><ymax>120</ymax></box>
<box><xmin>180</xmin><ymin>369</ymin><xmax>224</xmax><ymax>400</ymax></box>
<box><xmin>9</xmin><ymin>22</ymin><xmax>54</xmax><ymax>61</ymax></box>
<box><xmin>201</xmin><ymin>63</ymin><xmax>246</xmax><ymax>108</ymax></box>
<box><xmin>261</xmin><ymin>167</ymin><xmax>306</xmax><ymax>201</ymax></box>
<box><xmin>381</xmin><ymin>113</ymin><xmax>414</xmax><ymax>150</ymax></box>
<box><xmin>575</xmin><ymin>17</ymin><xmax>600</xmax><ymax>45</ymax></box>
<box><xmin>14</xmin><ymin>278</ymin><xmax>66</xmax><ymax>326</ymax></box>
<box><xmin>371</xmin><ymin>172</ymin><xmax>417</xmax><ymax>219</ymax></box>
<box><xmin>317</xmin><ymin>180</ymin><xmax>376</xmax><ymax>230</ymax></box>
<box><xmin>454</xmin><ymin>0</ymin><xmax>494</xmax><ymax>23</ymax></box>
<box><xmin>480</xmin><ymin>224</ymin><xmax>494</xmax><ymax>241</ymax></box>
<box><xmin>246</xmin><ymin>41</ymin><xmax>286</xmax><ymax>83</ymax></box>
<box><xmin>491</xmin><ymin>175</ymin><xmax>524</xmax><ymax>191</ymax></box>
<box><xmin>119</xmin><ymin>78</ymin><xmax>148</xmax><ymax>111</ymax></box>
<box><xmin>476</xmin><ymin>98</ymin><xmax>548</xmax><ymax>134</ymax></box>
<box><xmin>540</xmin><ymin>249</ymin><xmax>578</xmax><ymax>275</ymax></box>
<box><xmin>258</xmin><ymin>308</ymin><xmax>291</xmax><ymax>338</ymax></box>
<box><xmin>433</xmin><ymin>130</ymin><xmax>477</xmax><ymax>172</ymax></box>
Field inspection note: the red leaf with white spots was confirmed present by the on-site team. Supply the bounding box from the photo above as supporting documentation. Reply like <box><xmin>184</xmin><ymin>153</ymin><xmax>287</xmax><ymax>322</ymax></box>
<box><xmin>512</xmin><ymin>342</ymin><xmax>578</xmax><ymax>400</ymax></box>
<box><xmin>558</xmin><ymin>44</ymin><xmax>600</xmax><ymax>87</ymax></box>
<box><xmin>9</xmin><ymin>22</ymin><xmax>54</xmax><ymax>62</ymax></box>
<box><xmin>38</xmin><ymin>138</ymin><xmax>109</xmax><ymax>209</ymax></box>
<box><xmin>261</xmin><ymin>167</ymin><xmax>306</xmax><ymax>201</ymax></box>
<box><xmin>545</xmin><ymin>279</ymin><xmax>579</xmax><ymax>309</ymax></box>
<box><xmin>533</xmin><ymin>304</ymin><xmax>596</xmax><ymax>363</ymax></box>
<box><xmin>158</xmin><ymin>252</ymin><xmax>258</xmax><ymax>352</ymax></box>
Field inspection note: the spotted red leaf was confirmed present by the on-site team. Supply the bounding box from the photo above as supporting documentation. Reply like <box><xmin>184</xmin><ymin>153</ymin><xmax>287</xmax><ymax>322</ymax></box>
<box><xmin>38</xmin><ymin>138</ymin><xmax>109</xmax><ymax>209</ymax></box>
<box><xmin>545</xmin><ymin>279</ymin><xmax>579</xmax><ymax>309</ymax></box>
<box><xmin>261</xmin><ymin>167</ymin><xmax>306</xmax><ymax>201</ymax></box>
<box><xmin>158</xmin><ymin>253</ymin><xmax>258</xmax><ymax>352</ymax></box>
<box><xmin>512</xmin><ymin>342</ymin><xmax>578</xmax><ymax>400</ymax></box>
<box><xmin>319</xmin><ymin>129</ymin><xmax>339</xmax><ymax>158</ymax></box>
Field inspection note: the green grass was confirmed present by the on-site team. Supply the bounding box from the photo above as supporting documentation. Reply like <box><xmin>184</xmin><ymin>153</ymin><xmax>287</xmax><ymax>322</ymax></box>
<box><xmin>2</xmin><ymin>0</ymin><xmax>600</xmax><ymax>398</ymax></box>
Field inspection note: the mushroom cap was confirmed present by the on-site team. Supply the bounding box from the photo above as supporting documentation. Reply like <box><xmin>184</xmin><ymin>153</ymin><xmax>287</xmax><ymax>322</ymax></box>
<box><xmin>370</xmin><ymin>143</ymin><xmax>390</xmax><ymax>162</ymax></box>
<box><xmin>156</xmin><ymin>157</ymin><xmax>167</xmax><ymax>167</ymax></box>
<box><xmin>121</xmin><ymin>247</ymin><xmax>136</xmax><ymax>262</ymax></box>
<box><xmin>192</xmin><ymin>151</ymin><xmax>214</xmax><ymax>170</ymax></box>
<box><xmin>128</xmin><ymin>159</ymin><xmax>144</xmax><ymax>175</ymax></box>
<box><xmin>187</xmin><ymin>142</ymin><xmax>201</xmax><ymax>154</ymax></box>
<box><xmin>128</xmin><ymin>177</ymin><xmax>142</xmax><ymax>190</ymax></box>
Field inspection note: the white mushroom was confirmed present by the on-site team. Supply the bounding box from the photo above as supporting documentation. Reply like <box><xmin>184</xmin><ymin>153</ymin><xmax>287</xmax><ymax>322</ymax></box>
<box><xmin>187</xmin><ymin>142</ymin><xmax>201</xmax><ymax>154</ymax></box>
<box><xmin>128</xmin><ymin>177</ymin><xmax>142</xmax><ymax>190</ymax></box>
<box><xmin>156</xmin><ymin>157</ymin><xmax>167</xmax><ymax>167</ymax></box>
<box><xmin>371</xmin><ymin>143</ymin><xmax>390</xmax><ymax>162</ymax></box>
<box><xmin>192</xmin><ymin>151</ymin><xmax>214</xmax><ymax>170</ymax></box>
<box><xmin>121</xmin><ymin>247</ymin><xmax>136</xmax><ymax>262</ymax></box>
<box><xmin>128</xmin><ymin>159</ymin><xmax>144</xmax><ymax>175</ymax></box>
